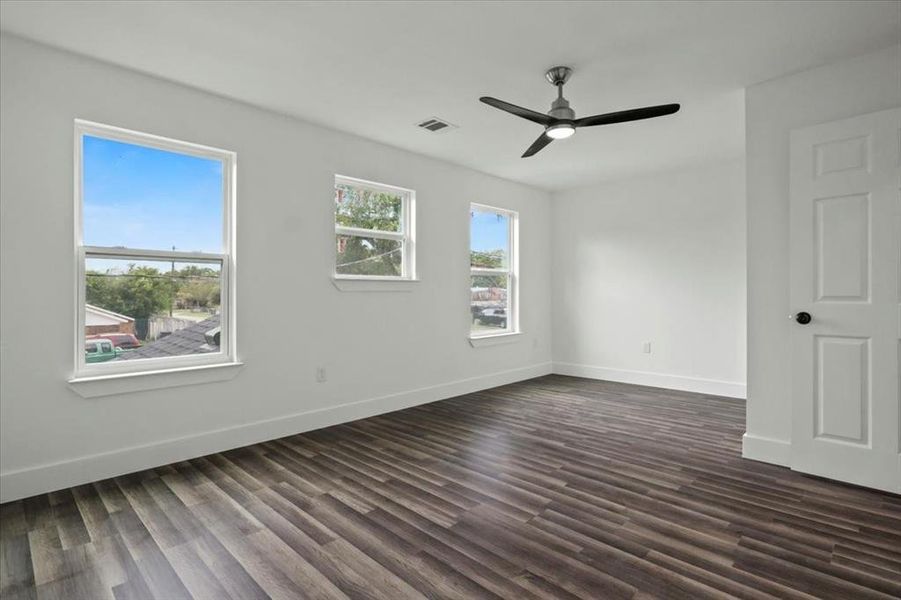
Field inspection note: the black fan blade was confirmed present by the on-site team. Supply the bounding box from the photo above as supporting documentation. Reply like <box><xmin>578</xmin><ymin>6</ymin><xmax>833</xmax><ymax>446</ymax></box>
<box><xmin>480</xmin><ymin>97</ymin><xmax>554</xmax><ymax>126</ymax></box>
<box><xmin>522</xmin><ymin>133</ymin><xmax>553</xmax><ymax>158</ymax></box>
<box><xmin>575</xmin><ymin>103</ymin><xmax>680</xmax><ymax>128</ymax></box>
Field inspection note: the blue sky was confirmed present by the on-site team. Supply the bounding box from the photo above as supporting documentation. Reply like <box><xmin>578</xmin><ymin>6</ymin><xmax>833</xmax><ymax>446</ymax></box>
<box><xmin>83</xmin><ymin>135</ymin><xmax>223</xmax><ymax>254</ymax></box>
<box><xmin>470</xmin><ymin>208</ymin><xmax>509</xmax><ymax>253</ymax></box>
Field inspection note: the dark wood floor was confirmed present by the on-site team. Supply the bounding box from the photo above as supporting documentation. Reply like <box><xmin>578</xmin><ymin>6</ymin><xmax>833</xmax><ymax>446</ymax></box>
<box><xmin>1</xmin><ymin>375</ymin><xmax>900</xmax><ymax>599</ymax></box>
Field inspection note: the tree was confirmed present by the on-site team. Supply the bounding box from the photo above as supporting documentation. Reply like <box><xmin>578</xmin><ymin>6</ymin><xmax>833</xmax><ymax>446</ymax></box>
<box><xmin>177</xmin><ymin>265</ymin><xmax>219</xmax><ymax>279</ymax></box>
<box><xmin>176</xmin><ymin>278</ymin><xmax>219</xmax><ymax>309</ymax></box>
<box><xmin>172</xmin><ymin>265</ymin><xmax>219</xmax><ymax>309</ymax></box>
<box><xmin>470</xmin><ymin>249</ymin><xmax>505</xmax><ymax>269</ymax></box>
<box><xmin>335</xmin><ymin>184</ymin><xmax>404</xmax><ymax>276</ymax></box>
<box><xmin>86</xmin><ymin>265</ymin><xmax>175</xmax><ymax>319</ymax></box>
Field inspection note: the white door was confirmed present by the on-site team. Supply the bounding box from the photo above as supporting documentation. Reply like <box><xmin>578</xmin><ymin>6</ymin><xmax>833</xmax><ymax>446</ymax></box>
<box><xmin>790</xmin><ymin>107</ymin><xmax>901</xmax><ymax>494</ymax></box>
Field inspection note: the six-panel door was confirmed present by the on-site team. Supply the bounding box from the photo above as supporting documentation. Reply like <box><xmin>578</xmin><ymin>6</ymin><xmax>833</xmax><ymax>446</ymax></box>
<box><xmin>789</xmin><ymin>107</ymin><xmax>901</xmax><ymax>493</ymax></box>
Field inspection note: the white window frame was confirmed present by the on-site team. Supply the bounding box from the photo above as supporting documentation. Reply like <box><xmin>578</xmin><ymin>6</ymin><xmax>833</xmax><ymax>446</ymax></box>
<box><xmin>469</xmin><ymin>203</ymin><xmax>519</xmax><ymax>338</ymax></box>
<box><xmin>334</xmin><ymin>175</ymin><xmax>416</xmax><ymax>281</ymax></box>
<box><xmin>73</xmin><ymin>120</ymin><xmax>237</xmax><ymax>378</ymax></box>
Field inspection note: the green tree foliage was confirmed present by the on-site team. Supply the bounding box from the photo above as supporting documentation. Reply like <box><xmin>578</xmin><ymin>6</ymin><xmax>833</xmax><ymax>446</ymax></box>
<box><xmin>471</xmin><ymin>273</ymin><xmax>507</xmax><ymax>289</ymax></box>
<box><xmin>471</xmin><ymin>250</ymin><xmax>507</xmax><ymax>289</ymax></box>
<box><xmin>177</xmin><ymin>265</ymin><xmax>218</xmax><ymax>278</ymax></box>
<box><xmin>174</xmin><ymin>265</ymin><xmax>220</xmax><ymax>309</ymax></box>
<box><xmin>86</xmin><ymin>265</ymin><xmax>174</xmax><ymax>319</ymax></box>
<box><xmin>176</xmin><ymin>278</ymin><xmax>219</xmax><ymax>309</ymax></box>
<box><xmin>335</xmin><ymin>184</ymin><xmax>403</xmax><ymax>276</ymax></box>
<box><xmin>470</xmin><ymin>249</ymin><xmax>505</xmax><ymax>269</ymax></box>
<box><xmin>86</xmin><ymin>264</ymin><xmax>220</xmax><ymax>318</ymax></box>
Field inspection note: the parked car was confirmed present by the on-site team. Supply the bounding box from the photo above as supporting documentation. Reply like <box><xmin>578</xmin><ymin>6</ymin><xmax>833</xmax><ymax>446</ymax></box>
<box><xmin>86</xmin><ymin>332</ymin><xmax>141</xmax><ymax>350</ymax></box>
<box><xmin>85</xmin><ymin>339</ymin><xmax>123</xmax><ymax>363</ymax></box>
<box><xmin>474</xmin><ymin>307</ymin><xmax>507</xmax><ymax>328</ymax></box>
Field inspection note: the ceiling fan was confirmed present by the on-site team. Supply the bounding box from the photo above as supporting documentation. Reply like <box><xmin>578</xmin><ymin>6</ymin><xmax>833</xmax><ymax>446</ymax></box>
<box><xmin>480</xmin><ymin>66</ymin><xmax>680</xmax><ymax>157</ymax></box>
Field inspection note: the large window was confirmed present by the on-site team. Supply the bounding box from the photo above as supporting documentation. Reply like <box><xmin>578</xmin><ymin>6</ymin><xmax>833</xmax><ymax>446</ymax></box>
<box><xmin>75</xmin><ymin>120</ymin><xmax>236</xmax><ymax>377</ymax></box>
<box><xmin>334</xmin><ymin>175</ymin><xmax>415</xmax><ymax>279</ymax></box>
<box><xmin>470</xmin><ymin>204</ymin><xmax>518</xmax><ymax>337</ymax></box>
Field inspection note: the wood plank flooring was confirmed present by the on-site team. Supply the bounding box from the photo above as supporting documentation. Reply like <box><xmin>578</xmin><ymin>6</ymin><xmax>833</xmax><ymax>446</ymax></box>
<box><xmin>1</xmin><ymin>375</ymin><xmax>900</xmax><ymax>599</ymax></box>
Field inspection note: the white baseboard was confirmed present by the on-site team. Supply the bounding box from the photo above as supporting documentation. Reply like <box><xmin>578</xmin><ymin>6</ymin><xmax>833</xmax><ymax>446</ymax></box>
<box><xmin>0</xmin><ymin>362</ymin><xmax>553</xmax><ymax>503</ymax></box>
<box><xmin>741</xmin><ymin>433</ymin><xmax>791</xmax><ymax>467</ymax></box>
<box><xmin>552</xmin><ymin>362</ymin><xmax>747</xmax><ymax>399</ymax></box>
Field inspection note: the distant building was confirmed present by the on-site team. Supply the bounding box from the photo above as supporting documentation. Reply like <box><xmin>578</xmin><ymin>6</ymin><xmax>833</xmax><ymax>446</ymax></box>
<box><xmin>85</xmin><ymin>304</ymin><xmax>135</xmax><ymax>335</ymax></box>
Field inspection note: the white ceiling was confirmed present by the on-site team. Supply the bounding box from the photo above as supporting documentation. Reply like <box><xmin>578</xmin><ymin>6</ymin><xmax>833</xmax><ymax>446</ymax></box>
<box><xmin>1</xmin><ymin>1</ymin><xmax>899</xmax><ymax>191</ymax></box>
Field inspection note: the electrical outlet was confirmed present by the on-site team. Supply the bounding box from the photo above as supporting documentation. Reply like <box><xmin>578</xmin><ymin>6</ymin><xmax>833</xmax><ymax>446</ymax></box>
<box><xmin>642</xmin><ymin>341</ymin><xmax>652</xmax><ymax>354</ymax></box>
<box><xmin>316</xmin><ymin>367</ymin><xmax>327</xmax><ymax>383</ymax></box>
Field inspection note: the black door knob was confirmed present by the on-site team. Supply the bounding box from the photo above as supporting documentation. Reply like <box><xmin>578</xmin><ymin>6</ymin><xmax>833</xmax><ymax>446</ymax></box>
<box><xmin>795</xmin><ymin>311</ymin><xmax>812</xmax><ymax>325</ymax></box>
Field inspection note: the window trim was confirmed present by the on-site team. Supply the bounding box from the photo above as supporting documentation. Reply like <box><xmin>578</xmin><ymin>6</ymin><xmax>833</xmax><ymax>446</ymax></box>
<box><xmin>334</xmin><ymin>174</ymin><xmax>416</xmax><ymax>281</ymax></box>
<box><xmin>469</xmin><ymin>202</ymin><xmax>519</xmax><ymax>339</ymax></box>
<box><xmin>73</xmin><ymin>119</ymin><xmax>238</xmax><ymax>379</ymax></box>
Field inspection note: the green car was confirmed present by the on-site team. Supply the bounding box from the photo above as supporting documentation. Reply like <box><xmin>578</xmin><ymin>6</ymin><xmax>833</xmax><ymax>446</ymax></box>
<box><xmin>85</xmin><ymin>338</ymin><xmax>124</xmax><ymax>363</ymax></box>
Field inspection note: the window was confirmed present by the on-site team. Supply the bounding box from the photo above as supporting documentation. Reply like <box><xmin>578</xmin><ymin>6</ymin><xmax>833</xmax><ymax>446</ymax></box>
<box><xmin>334</xmin><ymin>175</ymin><xmax>415</xmax><ymax>279</ymax></box>
<box><xmin>75</xmin><ymin>120</ymin><xmax>236</xmax><ymax>377</ymax></box>
<box><xmin>470</xmin><ymin>204</ymin><xmax>518</xmax><ymax>337</ymax></box>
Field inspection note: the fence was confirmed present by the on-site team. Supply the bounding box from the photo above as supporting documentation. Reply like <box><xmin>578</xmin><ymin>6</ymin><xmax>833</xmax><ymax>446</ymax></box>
<box><xmin>135</xmin><ymin>316</ymin><xmax>197</xmax><ymax>341</ymax></box>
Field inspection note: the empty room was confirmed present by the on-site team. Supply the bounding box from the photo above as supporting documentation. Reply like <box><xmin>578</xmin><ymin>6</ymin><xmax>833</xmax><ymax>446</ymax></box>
<box><xmin>0</xmin><ymin>1</ymin><xmax>899</xmax><ymax>599</ymax></box>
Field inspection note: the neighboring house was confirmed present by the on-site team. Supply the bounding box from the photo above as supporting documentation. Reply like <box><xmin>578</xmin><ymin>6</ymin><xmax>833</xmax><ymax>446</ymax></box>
<box><xmin>85</xmin><ymin>304</ymin><xmax>135</xmax><ymax>335</ymax></box>
<box><xmin>471</xmin><ymin>287</ymin><xmax>507</xmax><ymax>302</ymax></box>
<box><xmin>117</xmin><ymin>315</ymin><xmax>220</xmax><ymax>360</ymax></box>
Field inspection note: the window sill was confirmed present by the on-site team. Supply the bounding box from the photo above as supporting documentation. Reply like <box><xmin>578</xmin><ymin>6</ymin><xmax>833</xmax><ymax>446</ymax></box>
<box><xmin>332</xmin><ymin>277</ymin><xmax>420</xmax><ymax>292</ymax></box>
<box><xmin>469</xmin><ymin>332</ymin><xmax>523</xmax><ymax>348</ymax></box>
<box><xmin>68</xmin><ymin>361</ymin><xmax>244</xmax><ymax>398</ymax></box>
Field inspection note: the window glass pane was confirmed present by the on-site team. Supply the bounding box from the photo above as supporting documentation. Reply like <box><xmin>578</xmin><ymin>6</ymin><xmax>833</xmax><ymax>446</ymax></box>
<box><xmin>336</xmin><ymin>235</ymin><xmax>403</xmax><ymax>277</ymax></box>
<box><xmin>470</xmin><ymin>207</ymin><xmax>510</xmax><ymax>269</ymax></box>
<box><xmin>335</xmin><ymin>182</ymin><xmax>403</xmax><ymax>232</ymax></box>
<box><xmin>84</xmin><ymin>257</ymin><xmax>221</xmax><ymax>361</ymax></box>
<box><xmin>471</xmin><ymin>274</ymin><xmax>509</xmax><ymax>333</ymax></box>
<box><xmin>83</xmin><ymin>135</ymin><xmax>224</xmax><ymax>252</ymax></box>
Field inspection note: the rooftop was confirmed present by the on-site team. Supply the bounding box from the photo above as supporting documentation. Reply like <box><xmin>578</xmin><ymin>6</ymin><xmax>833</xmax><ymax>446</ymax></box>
<box><xmin>118</xmin><ymin>315</ymin><xmax>220</xmax><ymax>361</ymax></box>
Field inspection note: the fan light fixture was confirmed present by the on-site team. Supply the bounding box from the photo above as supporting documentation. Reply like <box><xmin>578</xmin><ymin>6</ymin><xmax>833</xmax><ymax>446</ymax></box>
<box><xmin>546</xmin><ymin>124</ymin><xmax>575</xmax><ymax>139</ymax></box>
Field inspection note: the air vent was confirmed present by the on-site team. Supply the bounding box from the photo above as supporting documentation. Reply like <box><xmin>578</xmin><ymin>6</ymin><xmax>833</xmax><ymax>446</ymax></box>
<box><xmin>416</xmin><ymin>117</ymin><xmax>457</xmax><ymax>133</ymax></box>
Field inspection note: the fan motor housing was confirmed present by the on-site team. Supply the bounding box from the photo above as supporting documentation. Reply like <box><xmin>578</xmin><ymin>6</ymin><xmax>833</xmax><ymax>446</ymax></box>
<box><xmin>549</xmin><ymin>97</ymin><xmax>575</xmax><ymax>120</ymax></box>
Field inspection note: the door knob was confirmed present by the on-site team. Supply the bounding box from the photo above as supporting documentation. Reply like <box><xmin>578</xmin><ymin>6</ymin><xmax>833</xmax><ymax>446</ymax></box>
<box><xmin>795</xmin><ymin>311</ymin><xmax>812</xmax><ymax>325</ymax></box>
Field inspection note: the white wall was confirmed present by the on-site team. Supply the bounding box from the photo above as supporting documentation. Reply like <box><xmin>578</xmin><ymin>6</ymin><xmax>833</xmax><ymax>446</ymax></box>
<box><xmin>744</xmin><ymin>45</ymin><xmax>901</xmax><ymax>466</ymax></box>
<box><xmin>0</xmin><ymin>35</ymin><xmax>553</xmax><ymax>502</ymax></box>
<box><xmin>551</xmin><ymin>160</ymin><xmax>747</xmax><ymax>398</ymax></box>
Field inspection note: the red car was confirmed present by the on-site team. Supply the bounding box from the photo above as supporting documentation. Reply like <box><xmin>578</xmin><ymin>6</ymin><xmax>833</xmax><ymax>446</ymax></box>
<box><xmin>85</xmin><ymin>332</ymin><xmax>141</xmax><ymax>350</ymax></box>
